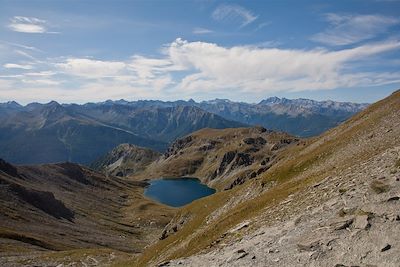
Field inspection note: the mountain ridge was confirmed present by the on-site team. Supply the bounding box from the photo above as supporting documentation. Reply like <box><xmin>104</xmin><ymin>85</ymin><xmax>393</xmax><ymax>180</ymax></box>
<box><xmin>0</xmin><ymin>103</ymin><xmax>243</xmax><ymax>165</ymax></box>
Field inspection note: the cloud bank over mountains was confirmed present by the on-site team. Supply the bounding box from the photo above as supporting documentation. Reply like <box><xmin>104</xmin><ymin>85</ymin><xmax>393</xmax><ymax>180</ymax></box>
<box><xmin>1</xmin><ymin>37</ymin><xmax>400</xmax><ymax>103</ymax></box>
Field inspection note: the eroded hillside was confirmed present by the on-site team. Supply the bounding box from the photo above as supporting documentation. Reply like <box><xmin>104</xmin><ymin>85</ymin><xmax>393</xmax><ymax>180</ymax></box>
<box><xmin>0</xmin><ymin>160</ymin><xmax>175</xmax><ymax>266</ymax></box>
<box><xmin>134</xmin><ymin>126</ymin><xmax>299</xmax><ymax>191</ymax></box>
<box><xmin>90</xmin><ymin>143</ymin><xmax>161</xmax><ymax>177</ymax></box>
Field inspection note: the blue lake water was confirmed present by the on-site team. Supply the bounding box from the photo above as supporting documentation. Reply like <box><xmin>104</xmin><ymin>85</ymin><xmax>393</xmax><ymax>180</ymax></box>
<box><xmin>144</xmin><ymin>178</ymin><xmax>216</xmax><ymax>207</ymax></box>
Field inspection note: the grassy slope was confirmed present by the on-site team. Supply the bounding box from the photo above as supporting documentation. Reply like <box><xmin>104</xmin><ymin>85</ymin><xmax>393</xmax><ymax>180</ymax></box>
<box><xmin>120</xmin><ymin>90</ymin><xmax>399</xmax><ymax>266</ymax></box>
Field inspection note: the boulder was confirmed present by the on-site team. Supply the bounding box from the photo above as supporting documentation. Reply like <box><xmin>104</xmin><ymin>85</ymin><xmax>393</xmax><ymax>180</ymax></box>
<box><xmin>353</xmin><ymin>215</ymin><xmax>370</xmax><ymax>230</ymax></box>
<box><xmin>330</xmin><ymin>217</ymin><xmax>354</xmax><ymax>230</ymax></box>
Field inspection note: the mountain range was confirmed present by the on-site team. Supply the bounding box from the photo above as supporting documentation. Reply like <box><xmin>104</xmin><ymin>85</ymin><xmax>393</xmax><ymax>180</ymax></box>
<box><xmin>0</xmin><ymin>102</ymin><xmax>243</xmax><ymax>164</ymax></box>
<box><xmin>0</xmin><ymin>97</ymin><xmax>367</xmax><ymax>165</ymax></box>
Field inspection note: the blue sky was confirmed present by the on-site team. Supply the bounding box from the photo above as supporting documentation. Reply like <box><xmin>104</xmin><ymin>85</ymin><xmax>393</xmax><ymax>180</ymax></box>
<box><xmin>0</xmin><ymin>0</ymin><xmax>399</xmax><ymax>104</ymax></box>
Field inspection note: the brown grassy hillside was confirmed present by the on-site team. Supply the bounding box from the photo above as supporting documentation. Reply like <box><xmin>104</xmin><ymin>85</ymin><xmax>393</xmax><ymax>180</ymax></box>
<box><xmin>0</xmin><ymin>160</ymin><xmax>175</xmax><ymax>266</ymax></box>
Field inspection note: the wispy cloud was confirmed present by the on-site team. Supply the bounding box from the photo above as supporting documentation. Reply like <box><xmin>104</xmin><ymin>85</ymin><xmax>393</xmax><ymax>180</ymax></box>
<box><xmin>0</xmin><ymin>41</ymin><xmax>42</xmax><ymax>52</ymax></box>
<box><xmin>166</xmin><ymin>39</ymin><xmax>400</xmax><ymax>95</ymax></box>
<box><xmin>254</xmin><ymin>22</ymin><xmax>271</xmax><ymax>32</ymax></box>
<box><xmin>311</xmin><ymin>13</ymin><xmax>399</xmax><ymax>46</ymax></box>
<box><xmin>193</xmin><ymin>27</ymin><xmax>213</xmax><ymax>34</ymax></box>
<box><xmin>212</xmin><ymin>4</ymin><xmax>258</xmax><ymax>28</ymax></box>
<box><xmin>2</xmin><ymin>38</ymin><xmax>400</xmax><ymax>103</ymax></box>
<box><xmin>3</xmin><ymin>63</ymin><xmax>33</xmax><ymax>70</ymax></box>
<box><xmin>7</xmin><ymin>16</ymin><xmax>59</xmax><ymax>34</ymax></box>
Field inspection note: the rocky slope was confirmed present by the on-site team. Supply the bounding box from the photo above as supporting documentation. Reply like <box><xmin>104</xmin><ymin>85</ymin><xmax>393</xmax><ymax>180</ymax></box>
<box><xmin>128</xmin><ymin>90</ymin><xmax>399</xmax><ymax>266</ymax></box>
<box><xmin>90</xmin><ymin>143</ymin><xmax>160</xmax><ymax>177</ymax></box>
<box><xmin>135</xmin><ymin>126</ymin><xmax>299</xmax><ymax>191</ymax></box>
<box><xmin>0</xmin><ymin>159</ymin><xmax>175</xmax><ymax>266</ymax></box>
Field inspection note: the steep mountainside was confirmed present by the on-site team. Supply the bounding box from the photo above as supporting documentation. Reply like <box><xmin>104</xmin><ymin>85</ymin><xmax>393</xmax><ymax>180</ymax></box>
<box><xmin>0</xmin><ymin>102</ymin><xmax>243</xmax><ymax>165</ymax></box>
<box><xmin>128</xmin><ymin>90</ymin><xmax>399</xmax><ymax>266</ymax></box>
<box><xmin>90</xmin><ymin>143</ymin><xmax>160</xmax><ymax>177</ymax></box>
<box><xmin>68</xmin><ymin>104</ymin><xmax>246</xmax><ymax>142</ymax></box>
<box><xmin>0</xmin><ymin>159</ymin><xmax>175</xmax><ymax>266</ymax></box>
<box><xmin>135</xmin><ymin>127</ymin><xmax>299</xmax><ymax>191</ymax></box>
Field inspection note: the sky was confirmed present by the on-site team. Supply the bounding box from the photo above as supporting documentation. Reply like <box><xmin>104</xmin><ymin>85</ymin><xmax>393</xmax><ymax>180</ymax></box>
<box><xmin>0</xmin><ymin>0</ymin><xmax>399</xmax><ymax>104</ymax></box>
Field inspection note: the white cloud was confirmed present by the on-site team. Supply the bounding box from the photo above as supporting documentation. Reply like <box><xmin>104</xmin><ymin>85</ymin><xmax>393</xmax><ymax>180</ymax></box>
<box><xmin>164</xmin><ymin>38</ymin><xmax>400</xmax><ymax>94</ymax></box>
<box><xmin>56</xmin><ymin>58</ymin><xmax>126</xmax><ymax>78</ymax></box>
<box><xmin>7</xmin><ymin>16</ymin><xmax>58</xmax><ymax>34</ymax></box>
<box><xmin>212</xmin><ymin>4</ymin><xmax>258</xmax><ymax>28</ymax></box>
<box><xmin>14</xmin><ymin>50</ymin><xmax>38</xmax><ymax>61</ymax></box>
<box><xmin>3</xmin><ymin>63</ymin><xmax>33</xmax><ymax>70</ymax></box>
<box><xmin>311</xmin><ymin>14</ymin><xmax>399</xmax><ymax>46</ymax></box>
<box><xmin>193</xmin><ymin>27</ymin><xmax>213</xmax><ymax>34</ymax></box>
<box><xmin>254</xmin><ymin>22</ymin><xmax>271</xmax><ymax>32</ymax></box>
<box><xmin>22</xmin><ymin>79</ymin><xmax>60</xmax><ymax>86</ymax></box>
<box><xmin>2</xmin><ymin>41</ymin><xmax>42</xmax><ymax>52</ymax></box>
<box><xmin>2</xmin><ymin>39</ymin><xmax>400</xmax><ymax>103</ymax></box>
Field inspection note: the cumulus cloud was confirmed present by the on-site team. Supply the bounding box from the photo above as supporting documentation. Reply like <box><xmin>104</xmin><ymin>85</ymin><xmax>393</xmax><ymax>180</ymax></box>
<box><xmin>311</xmin><ymin>14</ymin><xmax>399</xmax><ymax>46</ymax></box>
<box><xmin>56</xmin><ymin>58</ymin><xmax>126</xmax><ymax>78</ymax></box>
<box><xmin>212</xmin><ymin>4</ymin><xmax>258</xmax><ymax>27</ymax></box>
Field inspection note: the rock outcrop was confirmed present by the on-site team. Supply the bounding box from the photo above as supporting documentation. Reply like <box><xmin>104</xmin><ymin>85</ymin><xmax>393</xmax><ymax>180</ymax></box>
<box><xmin>90</xmin><ymin>143</ymin><xmax>160</xmax><ymax>177</ymax></box>
<box><xmin>135</xmin><ymin>126</ymin><xmax>299</xmax><ymax>190</ymax></box>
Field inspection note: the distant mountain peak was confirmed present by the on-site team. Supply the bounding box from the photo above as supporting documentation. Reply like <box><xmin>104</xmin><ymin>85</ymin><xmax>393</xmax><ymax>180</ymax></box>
<box><xmin>0</xmin><ymin>100</ymin><xmax>22</xmax><ymax>109</ymax></box>
<box><xmin>45</xmin><ymin>100</ymin><xmax>61</xmax><ymax>107</ymax></box>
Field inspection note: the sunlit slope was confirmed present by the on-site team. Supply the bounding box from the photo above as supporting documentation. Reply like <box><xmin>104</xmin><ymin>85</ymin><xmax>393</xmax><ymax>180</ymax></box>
<box><xmin>127</xmin><ymin>90</ymin><xmax>399</xmax><ymax>266</ymax></box>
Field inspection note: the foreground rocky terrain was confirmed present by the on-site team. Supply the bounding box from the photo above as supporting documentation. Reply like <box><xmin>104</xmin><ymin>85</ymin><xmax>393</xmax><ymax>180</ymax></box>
<box><xmin>166</xmin><ymin>143</ymin><xmax>400</xmax><ymax>267</ymax></box>
<box><xmin>126</xmin><ymin>90</ymin><xmax>399</xmax><ymax>266</ymax></box>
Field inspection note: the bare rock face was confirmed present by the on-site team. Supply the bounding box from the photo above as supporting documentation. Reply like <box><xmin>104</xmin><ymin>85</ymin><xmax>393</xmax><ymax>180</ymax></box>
<box><xmin>91</xmin><ymin>143</ymin><xmax>161</xmax><ymax>177</ymax></box>
<box><xmin>160</xmin><ymin>213</ymin><xmax>192</xmax><ymax>240</ymax></box>
<box><xmin>330</xmin><ymin>217</ymin><xmax>354</xmax><ymax>230</ymax></box>
<box><xmin>218</xmin><ymin>151</ymin><xmax>237</xmax><ymax>175</ymax></box>
<box><xmin>165</xmin><ymin>136</ymin><xmax>193</xmax><ymax>158</ymax></box>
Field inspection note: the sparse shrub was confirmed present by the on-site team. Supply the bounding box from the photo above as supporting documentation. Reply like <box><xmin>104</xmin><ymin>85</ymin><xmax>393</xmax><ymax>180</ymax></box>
<box><xmin>338</xmin><ymin>188</ymin><xmax>347</xmax><ymax>194</ymax></box>
<box><xmin>395</xmin><ymin>158</ymin><xmax>400</xmax><ymax>168</ymax></box>
<box><xmin>370</xmin><ymin>180</ymin><xmax>390</xmax><ymax>194</ymax></box>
